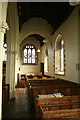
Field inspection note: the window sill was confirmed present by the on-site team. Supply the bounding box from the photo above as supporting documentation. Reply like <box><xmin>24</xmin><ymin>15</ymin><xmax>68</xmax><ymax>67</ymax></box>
<box><xmin>23</xmin><ymin>63</ymin><xmax>38</xmax><ymax>65</ymax></box>
<box><xmin>55</xmin><ymin>71</ymin><xmax>64</xmax><ymax>76</ymax></box>
<box><xmin>44</xmin><ymin>72</ymin><xmax>48</xmax><ymax>75</ymax></box>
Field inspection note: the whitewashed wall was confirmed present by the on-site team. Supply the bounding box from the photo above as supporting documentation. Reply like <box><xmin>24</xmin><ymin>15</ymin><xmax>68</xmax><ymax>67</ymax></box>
<box><xmin>19</xmin><ymin>17</ymin><xmax>53</xmax><ymax>45</ymax></box>
<box><xmin>41</xmin><ymin>6</ymin><xmax>80</xmax><ymax>83</ymax></box>
<box><xmin>19</xmin><ymin>17</ymin><xmax>53</xmax><ymax>77</ymax></box>
<box><xmin>19</xmin><ymin>36</ymin><xmax>41</xmax><ymax>76</ymax></box>
<box><xmin>78</xmin><ymin>5</ymin><xmax>80</xmax><ymax>83</ymax></box>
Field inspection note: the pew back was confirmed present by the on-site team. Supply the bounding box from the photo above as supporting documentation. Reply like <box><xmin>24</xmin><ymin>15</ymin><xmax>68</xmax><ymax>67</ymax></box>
<box><xmin>27</xmin><ymin>77</ymin><xmax>80</xmax><ymax>105</ymax></box>
<box><xmin>36</xmin><ymin>95</ymin><xmax>80</xmax><ymax>112</ymax></box>
<box><xmin>2</xmin><ymin>84</ymin><xmax>9</xmax><ymax>108</ymax></box>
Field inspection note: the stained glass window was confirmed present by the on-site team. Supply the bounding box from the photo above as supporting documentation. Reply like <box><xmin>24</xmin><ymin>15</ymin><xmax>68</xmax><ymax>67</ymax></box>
<box><xmin>32</xmin><ymin>49</ymin><xmax>35</xmax><ymax>63</ymax></box>
<box><xmin>24</xmin><ymin>48</ymin><xmax>27</xmax><ymax>63</ymax></box>
<box><xmin>23</xmin><ymin>45</ymin><xmax>36</xmax><ymax>64</ymax></box>
<box><xmin>28</xmin><ymin>49</ymin><xmax>31</xmax><ymax>63</ymax></box>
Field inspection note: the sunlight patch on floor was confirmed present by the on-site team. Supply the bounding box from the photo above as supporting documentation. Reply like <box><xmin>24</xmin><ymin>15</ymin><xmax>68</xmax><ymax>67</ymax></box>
<box><xmin>15</xmin><ymin>88</ymin><xmax>27</xmax><ymax>93</ymax></box>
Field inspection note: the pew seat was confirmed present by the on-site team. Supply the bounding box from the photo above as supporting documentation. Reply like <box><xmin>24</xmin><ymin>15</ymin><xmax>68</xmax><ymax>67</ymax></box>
<box><xmin>37</xmin><ymin>96</ymin><xmax>80</xmax><ymax>119</ymax></box>
<box><xmin>36</xmin><ymin>95</ymin><xmax>80</xmax><ymax>118</ymax></box>
<box><xmin>39</xmin><ymin>107</ymin><xmax>80</xmax><ymax>119</ymax></box>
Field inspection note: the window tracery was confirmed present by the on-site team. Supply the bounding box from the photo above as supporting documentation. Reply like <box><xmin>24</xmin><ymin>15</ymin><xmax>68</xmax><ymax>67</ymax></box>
<box><xmin>23</xmin><ymin>44</ymin><xmax>37</xmax><ymax>64</ymax></box>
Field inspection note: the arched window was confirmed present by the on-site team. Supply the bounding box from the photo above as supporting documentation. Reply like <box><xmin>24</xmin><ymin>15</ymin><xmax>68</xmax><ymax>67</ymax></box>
<box><xmin>44</xmin><ymin>47</ymin><xmax>49</xmax><ymax>74</ymax></box>
<box><xmin>54</xmin><ymin>34</ymin><xmax>64</xmax><ymax>75</ymax></box>
<box><xmin>23</xmin><ymin>44</ymin><xmax>37</xmax><ymax>64</ymax></box>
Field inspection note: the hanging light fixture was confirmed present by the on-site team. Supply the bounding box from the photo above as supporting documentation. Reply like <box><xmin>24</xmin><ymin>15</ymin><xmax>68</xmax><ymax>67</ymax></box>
<box><xmin>37</xmin><ymin>35</ymin><xmax>41</xmax><ymax>53</ymax></box>
<box><xmin>37</xmin><ymin>48</ymin><xmax>40</xmax><ymax>53</ymax></box>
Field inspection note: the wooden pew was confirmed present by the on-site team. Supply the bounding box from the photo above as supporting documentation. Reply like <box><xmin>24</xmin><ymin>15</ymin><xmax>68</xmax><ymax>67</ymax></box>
<box><xmin>36</xmin><ymin>95</ymin><xmax>80</xmax><ymax>113</ymax></box>
<box><xmin>27</xmin><ymin>77</ymin><xmax>80</xmax><ymax>105</ymax></box>
<box><xmin>27</xmin><ymin>79</ymin><xmax>59</xmax><ymax>88</ymax></box>
<box><xmin>2</xmin><ymin>84</ymin><xmax>9</xmax><ymax>108</ymax></box>
<box><xmin>26</xmin><ymin>77</ymin><xmax>57</xmax><ymax>87</ymax></box>
<box><xmin>19</xmin><ymin>80</ymin><xmax>26</xmax><ymax>88</ymax></box>
<box><xmin>39</xmin><ymin>107</ymin><xmax>80</xmax><ymax>119</ymax></box>
<box><xmin>27</xmin><ymin>78</ymin><xmax>74</xmax><ymax>91</ymax></box>
<box><xmin>27</xmin><ymin>78</ymin><xmax>60</xmax><ymax>103</ymax></box>
<box><xmin>28</xmin><ymin>80</ymin><xmax>76</xmax><ymax>88</ymax></box>
<box><xmin>37</xmin><ymin>96</ymin><xmax>80</xmax><ymax>119</ymax></box>
<box><xmin>28</xmin><ymin>83</ymin><xmax>80</xmax><ymax>105</ymax></box>
<box><xmin>27</xmin><ymin>78</ymin><xmax>78</xmax><ymax>89</ymax></box>
<box><xmin>27</xmin><ymin>77</ymin><xmax>80</xmax><ymax>119</ymax></box>
<box><xmin>26</xmin><ymin>76</ymin><xmax>55</xmax><ymax>87</ymax></box>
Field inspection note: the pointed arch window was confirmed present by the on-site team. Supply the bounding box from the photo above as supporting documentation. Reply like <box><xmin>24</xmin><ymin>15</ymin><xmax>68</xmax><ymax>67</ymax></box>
<box><xmin>23</xmin><ymin>44</ymin><xmax>37</xmax><ymax>64</ymax></box>
<box><xmin>54</xmin><ymin>34</ymin><xmax>65</xmax><ymax>75</ymax></box>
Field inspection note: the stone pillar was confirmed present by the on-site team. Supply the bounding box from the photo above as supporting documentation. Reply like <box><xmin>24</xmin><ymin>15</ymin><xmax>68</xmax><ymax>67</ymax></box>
<box><xmin>6</xmin><ymin>50</ymin><xmax>16</xmax><ymax>99</ymax></box>
<box><xmin>15</xmin><ymin>52</ymin><xmax>19</xmax><ymax>85</ymax></box>
<box><xmin>6</xmin><ymin>2</ymin><xmax>19</xmax><ymax>99</ymax></box>
<box><xmin>0</xmin><ymin>3</ymin><xmax>9</xmax><ymax>120</ymax></box>
<box><xmin>6</xmin><ymin>23</ymin><xmax>16</xmax><ymax>99</ymax></box>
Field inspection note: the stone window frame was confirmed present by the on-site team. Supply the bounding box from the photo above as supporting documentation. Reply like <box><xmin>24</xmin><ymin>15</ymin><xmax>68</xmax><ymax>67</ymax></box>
<box><xmin>54</xmin><ymin>33</ymin><xmax>65</xmax><ymax>75</ymax></box>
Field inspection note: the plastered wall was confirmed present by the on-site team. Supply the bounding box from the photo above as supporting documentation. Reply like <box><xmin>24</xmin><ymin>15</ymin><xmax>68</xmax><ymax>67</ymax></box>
<box><xmin>41</xmin><ymin>6</ymin><xmax>80</xmax><ymax>83</ymax></box>
<box><xmin>19</xmin><ymin>17</ymin><xmax>53</xmax><ymax>76</ymax></box>
<box><xmin>41</xmin><ymin>42</ymin><xmax>53</xmax><ymax>76</ymax></box>
<box><xmin>19</xmin><ymin>17</ymin><xmax>53</xmax><ymax>45</ymax></box>
<box><xmin>19</xmin><ymin>36</ymin><xmax>41</xmax><ymax>76</ymax></box>
<box><xmin>78</xmin><ymin>6</ymin><xmax>80</xmax><ymax>83</ymax></box>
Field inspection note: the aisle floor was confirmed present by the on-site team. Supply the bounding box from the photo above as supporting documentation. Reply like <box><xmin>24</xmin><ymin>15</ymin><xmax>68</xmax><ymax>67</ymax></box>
<box><xmin>2</xmin><ymin>88</ymin><xmax>36</xmax><ymax>120</ymax></box>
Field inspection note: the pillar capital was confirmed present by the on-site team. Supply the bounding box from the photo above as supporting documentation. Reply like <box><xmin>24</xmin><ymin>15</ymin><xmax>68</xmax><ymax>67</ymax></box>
<box><xmin>0</xmin><ymin>21</ymin><xmax>9</xmax><ymax>33</ymax></box>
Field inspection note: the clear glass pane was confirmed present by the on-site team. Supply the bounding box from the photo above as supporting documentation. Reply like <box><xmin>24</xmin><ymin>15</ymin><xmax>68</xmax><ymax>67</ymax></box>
<box><xmin>44</xmin><ymin>56</ymin><xmax>48</xmax><ymax>73</ymax></box>
<box><xmin>61</xmin><ymin>40</ymin><xmax>64</xmax><ymax>45</ymax></box>
<box><xmin>24</xmin><ymin>49</ymin><xmax>27</xmax><ymax>63</ymax></box>
<box><xmin>28</xmin><ymin>49</ymin><xmax>31</xmax><ymax>63</ymax></box>
<box><xmin>61</xmin><ymin>47</ymin><xmax>64</xmax><ymax>71</ymax></box>
<box><xmin>32</xmin><ymin>49</ymin><xmax>35</xmax><ymax>63</ymax></box>
<box><xmin>55</xmin><ymin>50</ymin><xmax>60</xmax><ymax>72</ymax></box>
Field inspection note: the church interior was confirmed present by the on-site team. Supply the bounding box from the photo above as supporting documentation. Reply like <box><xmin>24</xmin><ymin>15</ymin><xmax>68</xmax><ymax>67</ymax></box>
<box><xmin>0</xmin><ymin>1</ymin><xmax>80</xmax><ymax>119</ymax></box>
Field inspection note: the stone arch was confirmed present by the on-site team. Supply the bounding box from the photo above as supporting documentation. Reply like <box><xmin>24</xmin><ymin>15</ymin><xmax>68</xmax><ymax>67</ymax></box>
<box><xmin>19</xmin><ymin>17</ymin><xmax>53</xmax><ymax>46</ymax></box>
<box><xmin>55</xmin><ymin>33</ymin><xmax>63</xmax><ymax>50</ymax></box>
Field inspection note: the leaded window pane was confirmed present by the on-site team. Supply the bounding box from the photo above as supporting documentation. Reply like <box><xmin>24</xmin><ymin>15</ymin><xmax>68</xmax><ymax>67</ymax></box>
<box><xmin>23</xmin><ymin>45</ymin><xmax>36</xmax><ymax>64</ymax></box>
<box><xmin>24</xmin><ymin>48</ymin><xmax>27</xmax><ymax>63</ymax></box>
<box><xmin>28</xmin><ymin>49</ymin><xmax>31</xmax><ymax>63</ymax></box>
<box><xmin>32</xmin><ymin>49</ymin><xmax>35</xmax><ymax>63</ymax></box>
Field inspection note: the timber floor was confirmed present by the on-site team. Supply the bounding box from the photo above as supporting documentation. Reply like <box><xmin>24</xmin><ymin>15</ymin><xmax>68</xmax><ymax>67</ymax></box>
<box><xmin>2</xmin><ymin>88</ymin><xmax>36</xmax><ymax>120</ymax></box>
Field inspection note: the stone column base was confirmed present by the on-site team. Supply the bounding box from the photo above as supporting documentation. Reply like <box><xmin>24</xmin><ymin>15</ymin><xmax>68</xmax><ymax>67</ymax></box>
<box><xmin>10</xmin><ymin>90</ymin><xmax>15</xmax><ymax>100</ymax></box>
